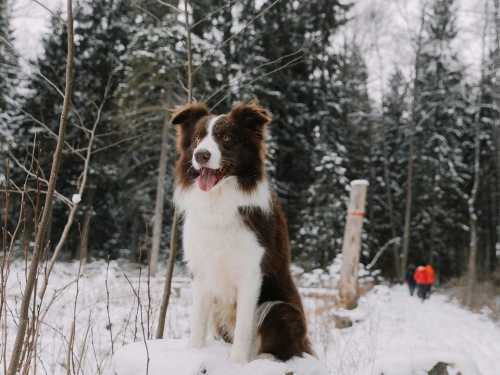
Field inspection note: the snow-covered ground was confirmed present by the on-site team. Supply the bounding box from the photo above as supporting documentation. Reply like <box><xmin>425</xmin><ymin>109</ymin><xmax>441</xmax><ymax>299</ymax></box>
<box><xmin>113</xmin><ymin>339</ymin><xmax>330</xmax><ymax>375</ymax></box>
<box><xmin>2</xmin><ymin>260</ymin><xmax>500</xmax><ymax>375</ymax></box>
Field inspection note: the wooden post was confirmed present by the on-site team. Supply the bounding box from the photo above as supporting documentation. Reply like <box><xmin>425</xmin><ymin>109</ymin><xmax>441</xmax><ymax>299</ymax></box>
<box><xmin>339</xmin><ymin>179</ymin><xmax>369</xmax><ymax>309</ymax></box>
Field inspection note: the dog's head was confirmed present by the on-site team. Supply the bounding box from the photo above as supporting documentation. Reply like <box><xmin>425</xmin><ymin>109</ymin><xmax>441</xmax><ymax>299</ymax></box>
<box><xmin>172</xmin><ymin>101</ymin><xmax>272</xmax><ymax>193</ymax></box>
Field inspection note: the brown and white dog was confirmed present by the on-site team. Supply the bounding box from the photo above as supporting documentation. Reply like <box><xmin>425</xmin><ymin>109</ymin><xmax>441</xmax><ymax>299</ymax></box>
<box><xmin>172</xmin><ymin>101</ymin><xmax>312</xmax><ymax>363</ymax></box>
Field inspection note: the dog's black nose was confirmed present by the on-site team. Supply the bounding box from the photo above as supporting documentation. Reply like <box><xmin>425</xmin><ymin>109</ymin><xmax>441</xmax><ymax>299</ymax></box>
<box><xmin>195</xmin><ymin>149</ymin><xmax>211</xmax><ymax>164</ymax></box>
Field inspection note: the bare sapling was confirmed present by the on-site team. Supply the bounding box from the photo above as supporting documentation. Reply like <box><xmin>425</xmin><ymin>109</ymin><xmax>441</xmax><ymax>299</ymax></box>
<box><xmin>123</xmin><ymin>270</ymin><xmax>150</xmax><ymax>374</ymax></box>
<box><xmin>1</xmin><ymin>144</ymin><xmax>43</xmax><ymax>374</ymax></box>
<box><xmin>156</xmin><ymin>0</ymin><xmax>193</xmax><ymax>339</ymax></box>
<box><xmin>38</xmin><ymin>76</ymin><xmax>110</xmax><ymax>299</ymax></box>
<box><xmin>149</xmin><ymin>113</ymin><xmax>170</xmax><ymax>276</ymax></box>
<box><xmin>7</xmin><ymin>0</ymin><xmax>75</xmax><ymax>373</ymax></box>
<box><xmin>105</xmin><ymin>259</ymin><xmax>115</xmax><ymax>355</ymax></box>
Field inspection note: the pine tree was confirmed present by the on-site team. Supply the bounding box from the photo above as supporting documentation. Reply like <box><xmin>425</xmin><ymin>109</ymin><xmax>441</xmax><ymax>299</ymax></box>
<box><xmin>0</xmin><ymin>0</ymin><xmax>19</xmax><ymax>151</ymax></box>
<box><xmin>411</xmin><ymin>0</ymin><xmax>471</xmax><ymax>276</ymax></box>
<box><xmin>297</xmin><ymin>43</ymin><xmax>371</xmax><ymax>268</ymax></box>
<box><xmin>13</xmin><ymin>0</ymin><xmax>134</xmax><ymax>259</ymax></box>
<box><xmin>478</xmin><ymin>52</ymin><xmax>500</xmax><ymax>272</ymax></box>
<box><xmin>369</xmin><ymin>68</ymin><xmax>410</xmax><ymax>277</ymax></box>
<box><xmin>71</xmin><ymin>0</ymin><xmax>133</xmax><ymax>260</ymax></box>
<box><xmin>114</xmin><ymin>3</ymin><xmax>223</xmax><ymax>262</ymax></box>
<box><xmin>223</xmin><ymin>0</ymin><xmax>351</xmax><ymax>265</ymax></box>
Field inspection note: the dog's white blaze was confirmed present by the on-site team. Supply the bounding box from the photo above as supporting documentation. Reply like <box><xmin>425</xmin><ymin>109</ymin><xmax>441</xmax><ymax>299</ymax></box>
<box><xmin>174</xmin><ymin>178</ymin><xmax>271</xmax><ymax>363</ymax></box>
<box><xmin>192</xmin><ymin>115</ymin><xmax>223</xmax><ymax>170</ymax></box>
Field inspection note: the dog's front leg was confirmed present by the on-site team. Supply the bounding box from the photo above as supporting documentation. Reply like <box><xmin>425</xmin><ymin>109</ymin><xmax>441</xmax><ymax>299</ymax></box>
<box><xmin>190</xmin><ymin>279</ymin><xmax>211</xmax><ymax>348</ymax></box>
<box><xmin>230</xmin><ymin>272</ymin><xmax>261</xmax><ymax>363</ymax></box>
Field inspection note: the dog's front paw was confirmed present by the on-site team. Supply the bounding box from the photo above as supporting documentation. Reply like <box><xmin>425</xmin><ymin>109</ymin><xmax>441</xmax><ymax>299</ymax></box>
<box><xmin>230</xmin><ymin>347</ymin><xmax>250</xmax><ymax>364</ymax></box>
<box><xmin>256</xmin><ymin>353</ymin><xmax>275</xmax><ymax>361</ymax></box>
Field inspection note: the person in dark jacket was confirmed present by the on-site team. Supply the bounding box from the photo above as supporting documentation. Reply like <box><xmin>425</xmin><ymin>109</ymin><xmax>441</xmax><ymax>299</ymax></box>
<box><xmin>423</xmin><ymin>264</ymin><xmax>436</xmax><ymax>299</ymax></box>
<box><xmin>405</xmin><ymin>265</ymin><xmax>417</xmax><ymax>296</ymax></box>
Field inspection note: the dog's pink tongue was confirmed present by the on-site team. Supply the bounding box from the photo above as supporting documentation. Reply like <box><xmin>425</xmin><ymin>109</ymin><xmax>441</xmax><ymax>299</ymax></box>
<box><xmin>198</xmin><ymin>169</ymin><xmax>218</xmax><ymax>192</ymax></box>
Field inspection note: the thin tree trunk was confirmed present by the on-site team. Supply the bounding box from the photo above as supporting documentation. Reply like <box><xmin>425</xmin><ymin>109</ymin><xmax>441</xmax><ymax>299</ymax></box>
<box><xmin>488</xmin><ymin>182</ymin><xmax>497</xmax><ymax>271</ymax></box>
<box><xmin>155</xmin><ymin>214</ymin><xmax>179</xmax><ymax>338</ymax></box>
<box><xmin>465</xmin><ymin>131</ymin><xmax>480</xmax><ymax>306</ymax></box>
<box><xmin>44</xmin><ymin>207</ymin><xmax>53</xmax><ymax>253</ymax></box>
<box><xmin>367</xmin><ymin>122</ymin><xmax>375</xmax><ymax>260</ymax></box>
<box><xmin>79</xmin><ymin>187</ymin><xmax>95</xmax><ymax>264</ymax></box>
<box><xmin>465</xmin><ymin>0</ymin><xmax>488</xmax><ymax>307</ymax></box>
<box><xmin>380</xmin><ymin>121</ymin><xmax>400</xmax><ymax>278</ymax></box>
<box><xmin>222</xmin><ymin>1</ymin><xmax>232</xmax><ymax>108</ymax></box>
<box><xmin>401</xmin><ymin>129</ymin><xmax>416</xmax><ymax>279</ymax></box>
<box><xmin>149</xmin><ymin>116</ymin><xmax>170</xmax><ymax>275</ymax></box>
<box><xmin>79</xmin><ymin>208</ymin><xmax>91</xmax><ymax>263</ymax></box>
<box><xmin>401</xmin><ymin>4</ymin><xmax>426</xmax><ymax>280</ymax></box>
<box><xmin>493</xmin><ymin>0</ymin><xmax>500</xmax><ymax>262</ymax></box>
<box><xmin>22</xmin><ymin>205</ymin><xmax>32</xmax><ymax>259</ymax></box>
<box><xmin>7</xmin><ymin>1</ymin><xmax>74</xmax><ymax>373</ymax></box>
<box><xmin>373</xmin><ymin>16</ymin><xmax>400</xmax><ymax>279</ymax></box>
<box><xmin>156</xmin><ymin>0</ymin><xmax>193</xmax><ymax>339</ymax></box>
<box><xmin>429</xmin><ymin>170</ymin><xmax>439</xmax><ymax>265</ymax></box>
<box><xmin>131</xmin><ymin>213</ymin><xmax>140</xmax><ymax>261</ymax></box>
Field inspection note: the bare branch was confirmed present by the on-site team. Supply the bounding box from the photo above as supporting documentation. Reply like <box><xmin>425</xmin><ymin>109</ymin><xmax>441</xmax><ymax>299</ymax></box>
<box><xmin>30</xmin><ymin>0</ymin><xmax>64</xmax><ymax>22</ymax></box>
<box><xmin>210</xmin><ymin>53</ymin><xmax>304</xmax><ymax>110</ymax></box>
<box><xmin>193</xmin><ymin>0</ymin><xmax>285</xmax><ymax>76</ymax></box>
<box><xmin>15</xmin><ymin>108</ymin><xmax>85</xmax><ymax>160</ymax></box>
<box><xmin>155</xmin><ymin>0</ymin><xmax>182</xmax><ymax>13</ymax></box>
<box><xmin>7</xmin><ymin>153</ymin><xmax>72</xmax><ymax>206</ymax></box>
<box><xmin>203</xmin><ymin>48</ymin><xmax>304</xmax><ymax>104</ymax></box>
<box><xmin>37</xmin><ymin>75</ymin><xmax>110</xmax><ymax>300</ymax></box>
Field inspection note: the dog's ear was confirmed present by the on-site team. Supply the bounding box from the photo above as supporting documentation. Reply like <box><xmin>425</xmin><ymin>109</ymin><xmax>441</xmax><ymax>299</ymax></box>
<box><xmin>228</xmin><ymin>101</ymin><xmax>272</xmax><ymax>133</ymax></box>
<box><xmin>171</xmin><ymin>102</ymin><xmax>209</xmax><ymax>151</ymax></box>
<box><xmin>171</xmin><ymin>102</ymin><xmax>209</xmax><ymax>127</ymax></box>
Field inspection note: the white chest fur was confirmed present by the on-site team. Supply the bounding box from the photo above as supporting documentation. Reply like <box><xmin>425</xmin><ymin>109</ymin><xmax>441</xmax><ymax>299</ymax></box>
<box><xmin>174</xmin><ymin>177</ymin><xmax>270</xmax><ymax>294</ymax></box>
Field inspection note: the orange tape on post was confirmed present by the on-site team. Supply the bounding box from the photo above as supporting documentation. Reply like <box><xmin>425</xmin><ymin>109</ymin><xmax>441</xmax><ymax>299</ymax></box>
<box><xmin>350</xmin><ymin>211</ymin><xmax>365</xmax><ymax>217</ymax></box>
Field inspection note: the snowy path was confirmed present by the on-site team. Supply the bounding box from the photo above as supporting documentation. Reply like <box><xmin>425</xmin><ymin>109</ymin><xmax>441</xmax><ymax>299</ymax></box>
<box><xmin>329</xmin><ymin>285</ymin><xmax>500</xmax><ymax>375</ymax></box>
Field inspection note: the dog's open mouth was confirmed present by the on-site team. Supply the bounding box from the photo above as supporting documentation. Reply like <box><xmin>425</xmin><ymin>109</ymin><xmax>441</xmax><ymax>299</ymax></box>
<box><xmin>197</xmin><ymin>167</ymin><xmax>224</xmax><ymax>192</ymax></box>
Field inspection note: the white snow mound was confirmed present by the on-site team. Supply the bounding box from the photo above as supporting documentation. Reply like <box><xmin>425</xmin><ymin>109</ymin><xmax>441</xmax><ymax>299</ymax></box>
<box><xmin>113</xmin><ymin>339</ymin><xmax>328</xmax><ymax>375</ymax></box>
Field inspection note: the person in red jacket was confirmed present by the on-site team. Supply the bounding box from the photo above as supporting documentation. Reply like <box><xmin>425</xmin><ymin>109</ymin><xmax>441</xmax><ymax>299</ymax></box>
<box><xmin>414</xmin><ymin>265</ymin><xmax>428</xmax><ymax>301</ymax></box>
<box><xmin>414</xmin><ymin>264</ymin><xmax>435</xmax><ymax>301</ymax></box>
<box><xmin>413</xmin><ymin>264</ymin><xmax>436</xmax><ymax>301</ymax></box>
